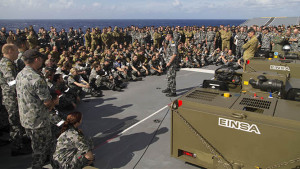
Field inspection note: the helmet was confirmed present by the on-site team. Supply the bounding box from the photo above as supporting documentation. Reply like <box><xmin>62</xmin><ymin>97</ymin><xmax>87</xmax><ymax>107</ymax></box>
<box><xmin>282</xmin><ymin>45</ymin><xmax>291</xmax><ymax>51</ymax></box>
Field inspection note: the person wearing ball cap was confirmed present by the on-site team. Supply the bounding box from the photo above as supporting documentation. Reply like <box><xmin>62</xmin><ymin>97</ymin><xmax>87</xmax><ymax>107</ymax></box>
<box><xmin>242</xmin><ymin>28</ymin><xmax>258</xmax><ymax>61</ymax></box>
<box><xmin>16</xmin><ymin>49</ymin><xmax>56</xmax><ymax>169</ymax></box>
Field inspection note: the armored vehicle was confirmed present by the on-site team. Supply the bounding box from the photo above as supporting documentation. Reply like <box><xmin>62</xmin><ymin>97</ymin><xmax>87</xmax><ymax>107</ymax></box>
<box><xmin>170</xmin><ymin>68</ymin><xmax>300</xmax><ymax>169</ymax></box>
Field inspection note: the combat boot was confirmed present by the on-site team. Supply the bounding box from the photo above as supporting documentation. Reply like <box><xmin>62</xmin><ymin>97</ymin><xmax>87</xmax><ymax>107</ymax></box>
<box><xmin>166</xmin><ymin>93</ymin><xmax>177</xmax><ymax>97</ymax></box>
<box><xmin>162</xmin><ymin>88</ymin><xmax>171</xmax><ymax>93</ymax></box>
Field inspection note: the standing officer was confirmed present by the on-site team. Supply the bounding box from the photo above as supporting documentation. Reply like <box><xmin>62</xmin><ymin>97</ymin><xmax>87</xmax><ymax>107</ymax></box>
<box><xmin>289</xmin><ymin>28</ymin><xmax>299</xmax><ymax>52</ymax></box>
<box><xmin>162</xmin><ymin>31</ymin><xmax>178</xmax><ymax>97</ymax></box>
<box><xmin>235</xmin><ymin>27</ymin><xmax>248</xmax><ymax>58</ymax></box>
<box><xmin>153</xmin><ymin>28</ymin><xmax>162</xmax><ymax>49</ymax></box>
<box><xmin>221</xmin><ymin>27</ymin><xmax>232</xmax><ymax>51</ymax></box>
<box><xmin>206</xmin><ymin>27</ymin><xmax>216</xmax><ymax>55</ymax></box>
<box><xmin>91</xmin><ymin>28</ymin><xmax>100</xmax><ymax>52</ymax></box>
<box><xmin>84</xmin><ymin>28</ymin><xmax>91</xmax><ymax>49</ymax></box>
<box><xmin>260</xmin><ymin>28</ymin><xmax>272</xmax><ymax>54</ymax></box>
<box><xmin>16</xmin><ymin>49</ymin><xmax>55</xmax><ymax>169</ymax></box>
<box><xmin>272</xmin><ymin>29</ymin><xmax>285</xmax><ymax>56</ymax></box>
<box><xmin>0</xmin><ymin>44</ymin><xmax>30</xmax><ymax>155</ymax></box>
<box><xmin>173</xmin><ymin>27</ymin><xmax>181</xmax><ymax>43</ymax></box>
<box><xmin>242</xmin><ymin>28</ymin><xmax>258</xmax><ymax>61</ymax></box>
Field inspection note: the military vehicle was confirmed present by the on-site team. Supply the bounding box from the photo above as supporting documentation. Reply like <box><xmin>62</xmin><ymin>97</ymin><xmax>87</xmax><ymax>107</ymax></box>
<box><xmin>170</xmin><ymin>65</ymin><xmax>300</xmax><ymax>168</ymax></box>
<box><xmin>245</xmin><ymin>46</ymin><xmax>300</xmax><ymax>79</ymax></box>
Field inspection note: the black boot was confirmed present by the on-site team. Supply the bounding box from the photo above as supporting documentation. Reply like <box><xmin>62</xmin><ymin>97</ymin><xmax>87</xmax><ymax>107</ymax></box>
<box><xmin>166</xmin><ymin>93</ymin><xmax>177</xmax><ymax>97</ymax></box>
<box><xmin>162</xmin><ymin>88</ymin><xmax>171</xmax><ymax>93</ymax></box>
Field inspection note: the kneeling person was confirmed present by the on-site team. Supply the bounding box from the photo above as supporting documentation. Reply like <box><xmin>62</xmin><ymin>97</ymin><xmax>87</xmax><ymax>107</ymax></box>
<box><xmin>53</xmin><ymin>111</ymin><xmax>94</xmax><ymax>169</ymax></box>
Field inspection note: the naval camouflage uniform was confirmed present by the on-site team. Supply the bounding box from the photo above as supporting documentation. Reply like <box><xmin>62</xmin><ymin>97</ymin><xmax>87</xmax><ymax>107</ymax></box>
<box><xmin>165</xmin><ymin>40</ymin><xmax>178</xmax><ymax>94</ymax></box>
<box><xmin>173</xmin><ymin>31</ymin><xmax>181</xmax><ymax>43</ymax></box>
<box><xmin>185</xmin><ymin>31</ymin><xmax>193</xmax><ymax>45</ymax></box>
<box><xmin>235</xmin><ymin>32</ymin><xmax>247</xmax><ymax>58</ymax></box>
<box><xmin>200</xmin><ymin>30</ymin><xmax>207</xmax><ymax>48</ymax></box>
<box><xmin>290</xmin><ymin>33</ymin><xmax>300</xmax><ymax>52</ymax></box>
<box><xmin>206</xmin><ymin>31</ymin><xmax>216</xmax><ymax>55</ymax></box>
<box><xmin>272</xmin><ymin>34</ymin><xmax>285</xmax><ymax>56</ymax></box>
<box><xmin>261</xmin><ymin>33</ymin><xmax>272</xmax><ymax>52</ymax></box>
<box><xmin>16</xmin><ymin>65</ymin><xmax>53</xmax><ymax>169</ymax></box>
<box><xmin>53</xmin><ymin>127</ymin><xmax>93</xmax><ymax>169</ymax></box>
<box><xmin>0</xmin><ymin>57</ymin><xmax>25</xmax><ymax>150</ymax></box>
<box><xmin>193</xmin><ymin>31</ymin><xmax>201</xmax><ymax>45</ymax></box>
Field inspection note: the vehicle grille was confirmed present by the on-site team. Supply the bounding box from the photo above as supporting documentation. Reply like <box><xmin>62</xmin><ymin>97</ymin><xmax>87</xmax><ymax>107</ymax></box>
<box><xmin>186</xmin><ymin>90</ymin><xmax>218</xmax><ymax>101</ymax></box>
<box><xmin>239</xmin><ymin>98</ymin><xmax>271</xmax><ymax>109</ymax></box>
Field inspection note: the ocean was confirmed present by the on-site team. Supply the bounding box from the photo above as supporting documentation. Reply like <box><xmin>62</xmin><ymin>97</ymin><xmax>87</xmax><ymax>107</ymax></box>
<box><xmin>0</xmin><ymin>19</ymin><xmax>246</xmax><ymax>32</ymax></box>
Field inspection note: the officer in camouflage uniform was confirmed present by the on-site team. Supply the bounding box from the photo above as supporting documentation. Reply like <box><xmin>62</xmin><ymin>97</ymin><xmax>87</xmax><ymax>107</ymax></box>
<box><xmin>53</xmin><ymin>112</ymin><xmax>94</xmax><ymax>169</ymax></box>
<box><xmin>199</xmin><ymin>26</ymin><xmax>207</xmax><ymax>48</ymax></box>
<box><xmin>242</xmin><ymin>28</ymin><xmax>258</xmax><ymax>61</ymax></box>
<box><xmin>260</xmin><ymin>28</ymin><xmax>272</xmax><ymax>53</ymax></box>
<box><xmin>107</xmin><ymin>26</ymin><xmax>113</xmax><ymax>47</ymax></box>
<box><xmin>91</xmin><ymin>28</ymin><xmax>100</xmax><ymax>52</ymax></box>
<box><xmin>16</xmin><ymin>49</ymin><xmax>55</xmax><ymax>169</ymax></box>
<box><xmin>101</xmin><ymin>28</ymin><xmax>109</xmax><ymax>50</ymax></box>
<box><xmin>185</xmin><ymin>29</ymin><xmax>193</xmax><ymax>45</ymax></box>
<box><xmin>272</xmin><ymin>29</ymin><xmax>285</xmax><ymax>56</ymax></box>
<box><xmin>112</xmin><ymin>26</ymin><xmax>120</xmax><ymax>44</ymax></box>
<box><xmin>235</xmin><ymin>27</ymin><xmax>248</xmax><ymax>58</ymax></box>
<box><xmin>139</xmin><ymin>29</ymin><xmax>148</xmax><ymax>46</ymax></box>
<box><xmin>221</xmin><ymin>27</ymin><xmax>232</xmax><ymax>51</ymax></box>
<box><xmin>84</xmin><ymin>29</ymin><xmax>91</xmax><ymax>49</ymax></box>
<box><xmin>289</xmin><ymin>28</ymin><xmax>300</xmax><ymax>52</ymax></box>
<box><xmin>173</xmin><ymin>27</ymin><xmax>181</xmax><ymax>43</ymax></box>
<box><xmin>102</xmin><ymin>59</ymin><xmax>122</xmax><ymax>91</ymax></box>
<box><xmin>206</xmin><ymin>27</ymin><xmax>216</xmax><ymax>55</ymax></box>
<box><xmin>149</xmin><ymin>53</ymin><xmax>163</xmax><ymax>75</ymax></box>
<box><xmin>0</xmin><ymin>44</ymin><xmax>30</xmax><ymax>155</ymax></box>
<box><xmin>27</xmin><ymin>30</ymin><xmax>38</xmax><ymax>49</ymax></box>
<box><xmin>153</xmin><ymin>28</ymin><xmax>162</xmax><ymax>49</ymax></box>
<box><xmin>162</xmin><ymin>31</ymin><xmax>178</xmax><ymax>97</ymax></box>
<box><xmin>193</xmin><ymin>28</ymin><xmax>201</xmax><ymax>45</ymax></box>
<box><xmin>214</xmin><ymin>27</ymin><xmax>222</xmax><ymax>50</ymax></box>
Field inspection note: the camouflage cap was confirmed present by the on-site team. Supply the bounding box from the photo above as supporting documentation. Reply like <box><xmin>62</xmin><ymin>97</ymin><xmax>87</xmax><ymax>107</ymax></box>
<box><xmin>23</xmin><ymin>49</ymin><xmax>45</xmax><ymax>61</ymax></box>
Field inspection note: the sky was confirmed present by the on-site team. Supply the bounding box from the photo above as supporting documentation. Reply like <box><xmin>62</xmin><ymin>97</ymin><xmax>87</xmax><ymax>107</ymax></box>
<box><xmin>0</xmin><ymin>0</ymin><xmax>299</xmax><ymax>19</ymax></box>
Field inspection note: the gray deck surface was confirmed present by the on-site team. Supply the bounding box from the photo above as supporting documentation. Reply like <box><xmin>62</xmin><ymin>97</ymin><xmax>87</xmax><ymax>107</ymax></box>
<box><xmin>269</xmin><ymin>17</ymin><xmax>300</xmax><ymax>26</ymax></box>
<box><xmin>0</xmin><ymin>66</ymin><xmax>217</xmax><ymax>169</ymax></box>
<box><xmin>241</xmin><ymin>17</ymin><xmax>300</xmax><ymax>27</ymax></box>
<box><xmin>240</xmin><ymin>17</ymin><xmax>270</xmax><ymax>27</ymax></box>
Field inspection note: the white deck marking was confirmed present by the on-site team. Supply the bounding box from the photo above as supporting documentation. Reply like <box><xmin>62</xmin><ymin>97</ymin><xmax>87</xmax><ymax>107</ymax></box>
<box><xmin>120</xmin><ymin>105</ymin><xmax>168</xmax><ymax>135</ymax></box>
<box><xmin>181</xmin><ymin>68</ymin><xmax>215</xmax><ymax>74</ymax></box>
